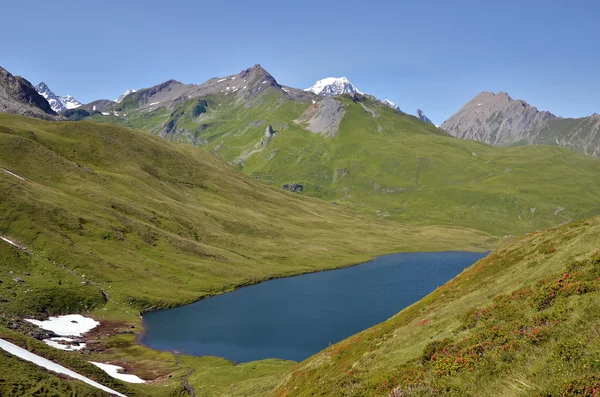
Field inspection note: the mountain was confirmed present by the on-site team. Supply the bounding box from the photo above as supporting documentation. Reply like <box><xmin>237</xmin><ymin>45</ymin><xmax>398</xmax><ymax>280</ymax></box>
<box><xmin>0</xmin><ymin>66</ymin><xmax>56</xmax><ymax>119</ymax></box>
<box><xmin>68</xmin><ymin>65</ymin><xmax>600</xmax><ymax>236</ymax></box>
<box><xmin>416</xmin><ymin>108</ymin><xmax>433</xmax><ymax>124</ymax></box>
<box><xmin>305</xmin><ymin>77</ymin><xmax>363</xmax><ymax>96</ymax></box>
<box><xmin>441</xmin><ymin>91</ymin><xmax>600</xmax><ymax>157</ymax></box>
<box><xmin>270</xmin><ymin>216</ymin><xmax>600</xmax><ymax>396</ymax></box>
<box><xmin>115</xmin><ymin>88</ymin><xmax>137</xmax><ymax>103</ymax></box>
<box><xmin>35</xmin><ymin>82</ymin><xmax>81</xmax><ymax>113</ymax></box>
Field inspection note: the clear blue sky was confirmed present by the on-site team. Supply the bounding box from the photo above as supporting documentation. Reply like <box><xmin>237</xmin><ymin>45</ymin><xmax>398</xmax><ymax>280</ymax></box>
<box><xmin>1</xmin><ymin>0</ymin><xmax>599</xmax><ymax>124</ymax></box>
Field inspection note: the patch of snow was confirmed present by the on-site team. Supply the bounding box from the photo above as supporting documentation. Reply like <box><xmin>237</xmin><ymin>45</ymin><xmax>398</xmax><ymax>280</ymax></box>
<box><xmin>231</xmin><ymin>77</ymin><xmax>236</xmax><ymax>80</ymax></box>
<box><xmin>1</xmin><ymin>235</ymin><xmax>22</xmax><ymax>248</ymax></box>
<box><xmin>243</xmin><ymin>86</ymin><xmax>247</xmax><ymax>89</ymax></box>
<box><xmin>217</xmin><ymin>78</ymin><xmax>226</xmax><ymax>83</ymax></box>
<box><xmin>115</xmin><ymin>89</ymin><xmax>137</xmax><ymax>103</ymax></box>
<box><xmin>25</xmin><ymin>315</ymin><xmax>100</xmax><ymax>337</ymax></box>
<box><xmin>2</xmin><ymin>168</ymin><xmax>25</xmax><ymax>181</ymax></box>
<box><xmin>101</xmin><ymin>112</ymin><xmax>110</xmax><ymax>116</ymax></box>
<box><xmin>92</xmin><ymin>105</ymin><xmax>96</xmax><ymax>111</ymax></box>
<box><xmin>113</xmin><ymin>112</ymin><xmax>120</xmax><ymax>116</ymax></box>
<box><xmin>226</xmin><ymin>87</ymin><xmax>230</xmax><ymax>91</ymax></box>
<box><xmin>90</xmin><ymin>362</ymin><xmax>145</xmax><ymax>384</ymax></box>
<box><xmin>0</xmin><ymin>339</ymin><xmax>127</xmax><ymax>397</ymax></box>
<box><xmin>476</xmin><ymin>103</ymin><xmax>483</xmax><ymax>106</ymax></box>
<box><xmin>312</xmin><ymin>100</ymin><xmax>316</xmax><ymax>104</ymax></box>
<box><xmin>262</xmin><ymin>80</ymin><xmax>267</xmax><ymax>84</ymax></box>
<box><xmin>381</xmin><ymin>99</ymin><xmax>400</xmax><ymax>111</ymax></box>
<box><xmin>148</xmin><ymin>102</ymin><xmax>160</xmax><ymax>106</ymax></box>
<box><xmin>44</xmin><ymin>337</ymin><xmax>86</xmax><ymax>351</ymax></box>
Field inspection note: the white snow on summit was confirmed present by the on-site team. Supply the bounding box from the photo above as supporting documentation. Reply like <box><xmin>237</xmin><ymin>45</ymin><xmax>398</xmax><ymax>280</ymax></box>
<box><xmin>61</xmin><ymin>95</ymin><xmax>82</xmax><ymax>110</ymax></box>
<box><xmin>305</xmin><ymin>77</ymin><xmax>363</xmax><ymax>96</ymax></box>
<box><xmin>35</xmin><ymin>82</ymin><xmax>81</xmax><ymax>113</ymax></box>
<box><xmin>115</xmin><ymin>88</ymin><xmax>137</xmax><ymax>103</ymax></box>
<box><xmin>381</xmin><ymin>99</ymin><xmax>400</xmax><ymax>111</ymax></box>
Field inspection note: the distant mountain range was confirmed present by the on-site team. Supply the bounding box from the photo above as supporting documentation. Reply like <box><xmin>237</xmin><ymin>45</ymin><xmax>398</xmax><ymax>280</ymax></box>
<box><xmin>441</xmin><ymin>91</ymin><xmax>600</xmax><ymax>157</ymax></box>
<box><xmin>2</xmin><ymin>62</ymin><xmax>598</xmax><ymax>158</ymax></box>
<box><xmin>35</xmin><ymin>82</ymin><xmax>81</xmax><ymax>113</ymax></box>
<box><xmin>22</xmin><ymin>63</ymin><xmax>593</xmax><ymax>236</ymax></box>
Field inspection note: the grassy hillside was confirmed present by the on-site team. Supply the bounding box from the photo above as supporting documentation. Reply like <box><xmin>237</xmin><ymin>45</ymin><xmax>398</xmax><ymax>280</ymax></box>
<box><xmin>0</xmin><ymin>113</ymin><xmax>491</xmax><ymax>316</ymax></box>
<box><xmin>87</xmin><ymin>87</ymin><xmax>600</xmax><ymax>236</ymax></box>
<box><xmin>0</xmin><ymin>113</ymin><xmax>495</xmax><ymax>395</ymax></box>
<box><xmin>268</xmin><ymin>217</ymin><xmax>600</xmax><ymax>396</ymax></box>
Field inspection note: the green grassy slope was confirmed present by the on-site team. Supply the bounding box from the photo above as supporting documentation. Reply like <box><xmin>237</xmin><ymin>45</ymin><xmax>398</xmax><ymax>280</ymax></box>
<box><xmin>0</xmin><ymin>113</ymin><xmax>491</xmax><ymax>315</ymax></box>
<box><xmin>87</xmin><ymin>88</ymin><xmax>600</xmax><ymax>236</ymax></box>
<box><xmin>269</xmin><ymin>217</ymin><xmax>600</xmax><ymax>397</ymax></box>
<box><xmin>0</xmin><ymin>113</ymin><xmax>493</xmax><ymax>395</ymax></box>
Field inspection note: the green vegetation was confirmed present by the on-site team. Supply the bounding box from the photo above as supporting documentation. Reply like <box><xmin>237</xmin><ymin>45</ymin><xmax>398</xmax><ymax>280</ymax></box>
<box><xmin>0</xmin><ymin>113</ymin><xmax>492</xmax><ymax>395</ymax></box>
<box><xmin>88</xmin><ymin>88</ymin><xmax>600</xmax><ymax>236</ymax></box>
<box><xmin>2</xmin><ymin>107</ymin><xmax>599</xmax><ymax>395</ymax></box>
<box><xmin>270</xmin><ymin>217</ymin><xmax>600</xmax><ymax>396</ymax></box>
<box><xmin>0</xmin><ymin>113</ymin><xmax>490</xmax><ymax>314</ymax></box>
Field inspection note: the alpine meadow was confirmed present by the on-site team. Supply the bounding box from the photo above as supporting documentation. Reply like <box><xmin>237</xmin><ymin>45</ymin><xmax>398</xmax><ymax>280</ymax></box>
<box><xmin>1</xmin><ymin>1</ymin><xmax>600</xmax><ymax>396</ymax></box>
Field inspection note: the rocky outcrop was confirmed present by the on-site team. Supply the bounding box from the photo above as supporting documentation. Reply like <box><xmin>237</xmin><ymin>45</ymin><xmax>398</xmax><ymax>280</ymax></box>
<box><xmin>0</xmin><ymin>66</ymin><xmax>57</xmax><ymax>120</ymax></box>
<box><xmin>441</xmin><ymin>91</ymin><xmax>600</xmax><ymax>157</ymax></box>
<box><xmin>294</xmin><ymin>97</ymin><xmax>344</xmax><ymax>138</ymax></box>
<box><xmin>282</xmin><ymin>183</ymin><xmax>303</xmax><ymax>193</ymax></box>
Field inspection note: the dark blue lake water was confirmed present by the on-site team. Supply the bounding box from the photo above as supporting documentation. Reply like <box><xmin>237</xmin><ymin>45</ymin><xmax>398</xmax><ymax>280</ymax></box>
<box><xmin>141</xmin><ymin>251</ymin><xmax>487</xmax><ymax>363</ymax></box>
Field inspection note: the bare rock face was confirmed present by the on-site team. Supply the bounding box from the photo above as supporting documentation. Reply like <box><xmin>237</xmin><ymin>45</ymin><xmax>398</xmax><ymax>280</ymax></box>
<box><xmin>294</xmin><ymin>97</ymin><xmax>344</xmax><ymax>138</ymax></box>
<box><xmin>441</xmin><ymin>91</ymin><xmax>558</xmax><ymax>145</ymax></box>
<box><xmin>441</xmin><ymin>91</ymin><xmax>600</xmax><ymax>157</ymax></box>
<box><xmin>0</xmin><ymin>66</ymin><xmax>57</xmax><ymax>120</ymax></box>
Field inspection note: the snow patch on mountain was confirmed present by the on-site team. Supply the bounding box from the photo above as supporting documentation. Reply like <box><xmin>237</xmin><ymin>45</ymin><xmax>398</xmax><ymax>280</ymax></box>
<box><xmin>381</xmin><ymin>99</ymin><xmax>400</xmax><ymax>111</ymax></box>
<box><xmin>35</xmin><ymin>82</ymin><xmax>81</xmax><ymax>113</ymax></box>
<box><xmin>305</xmin><ymin>77</ymin><xmax>363</xmax><ymax>96</ymax></box>
<box><xmin>115</xmin><ymin>88</ymin><xmax>137</xmax><ymax>103</ymax></box>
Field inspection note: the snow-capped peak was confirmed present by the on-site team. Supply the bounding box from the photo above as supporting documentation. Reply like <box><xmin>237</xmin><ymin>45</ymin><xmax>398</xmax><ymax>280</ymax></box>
<box><xmin>381</xmin><ymin>99</ymin><xmax>400</xmax><ymax>111</ymax></box>
<box><xmin>115</xmin><ymin>88</ymin><xmax>137</xmax><ymax>103</ymax></box>
<box><xmin>416</xmin><ymin>109</ymin><xmax>433</xmax><ymax>124</ymax></box>
<box><xmin>35</xmin><ymin>82</ymin><xmax>81</xmax><ymax>113</ymax></box>
<box><xmin>305</xmin><ymin>77</ymin><xmax>363</xmax><ymax>96</ymax></box>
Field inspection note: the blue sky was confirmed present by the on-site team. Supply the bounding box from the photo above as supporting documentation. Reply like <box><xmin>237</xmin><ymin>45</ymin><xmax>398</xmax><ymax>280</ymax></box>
<box><xmin>1</xmin><ymin>0</ymin><xmax>598</xmax><ymax>124</ymax></box>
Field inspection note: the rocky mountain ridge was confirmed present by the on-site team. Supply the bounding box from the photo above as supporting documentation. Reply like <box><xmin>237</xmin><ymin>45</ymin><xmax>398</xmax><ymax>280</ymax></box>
<box><xmin>35</xmin><ymin>82</ymin><xmax>81</xmax><ymax>113</ymax></box>
<box><xmin>0</xmin><ymin>67</ymin><xmax>57</xmax><ymax>120</ymax></box>
<box><xmin>441</xmin><ymin>91</ymin><xmax>600</xmax><ymax>157</ymax></box>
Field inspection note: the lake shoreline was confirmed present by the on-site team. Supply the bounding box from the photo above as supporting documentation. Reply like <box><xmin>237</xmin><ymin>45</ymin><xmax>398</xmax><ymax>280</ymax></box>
<box><xmin>140</xmin><ymin>250</ymin><xmax>490</xmax><ymax>363</ymax></box>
